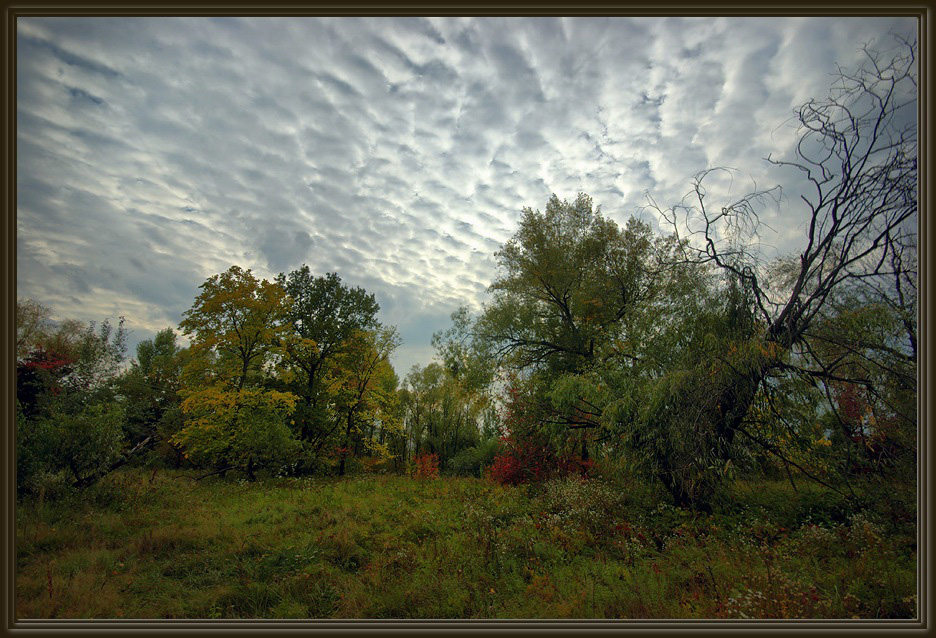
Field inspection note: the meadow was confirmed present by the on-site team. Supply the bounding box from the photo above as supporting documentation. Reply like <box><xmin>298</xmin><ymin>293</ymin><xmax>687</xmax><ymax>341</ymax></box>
<box><xmin>13</xmin><ymin>31</ymin><xmax>919</xmax><ymax>626</ymax></box>
<box><xmin>15</xmin><ymin>466</ymin><xmax>916</xmax><ymax>620</ymax></box>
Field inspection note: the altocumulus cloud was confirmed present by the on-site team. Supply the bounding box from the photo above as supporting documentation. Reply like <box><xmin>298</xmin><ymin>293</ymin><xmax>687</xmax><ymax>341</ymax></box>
<box><xmin>16</xmin><ymin>16</ymin><xmax>914</xmax><ymax>374</ymax></box>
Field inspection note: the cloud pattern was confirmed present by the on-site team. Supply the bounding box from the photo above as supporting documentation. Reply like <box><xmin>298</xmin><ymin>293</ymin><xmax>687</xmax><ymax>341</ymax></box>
<box><xmin>16</xmin><ymin>16</ymin><xmax>915</xmax><ymax>374</ymax></box>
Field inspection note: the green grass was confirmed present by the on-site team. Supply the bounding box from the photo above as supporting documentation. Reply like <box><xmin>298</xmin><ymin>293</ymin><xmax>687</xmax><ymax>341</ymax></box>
<box><xmin>15</xmin><ymin>467</ymin><xmax>917</xmax><ymax>619</ymax></box>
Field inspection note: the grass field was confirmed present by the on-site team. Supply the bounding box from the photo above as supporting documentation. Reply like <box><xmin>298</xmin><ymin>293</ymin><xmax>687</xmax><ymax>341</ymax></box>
<box><xmin>15</xmin><ymin>467</ymin><xmax>916</xmax><ymax>619</ymax></box>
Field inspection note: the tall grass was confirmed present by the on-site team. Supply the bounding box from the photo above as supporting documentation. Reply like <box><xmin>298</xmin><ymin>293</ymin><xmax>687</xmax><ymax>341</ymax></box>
<box><xmin>15</xmin><ymin>468</ymin><xmax>916</xmax><ymax>619</ymax></box>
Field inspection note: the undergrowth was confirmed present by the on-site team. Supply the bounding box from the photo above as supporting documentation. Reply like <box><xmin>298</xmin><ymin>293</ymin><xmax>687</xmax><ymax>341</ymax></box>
<box><xmin>15</xmin><ymin>468</ymin><xmax>916</xmax><ymax>619</ymax></box>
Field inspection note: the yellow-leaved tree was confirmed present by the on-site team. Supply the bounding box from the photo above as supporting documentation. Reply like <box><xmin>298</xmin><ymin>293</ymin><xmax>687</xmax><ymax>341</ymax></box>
<box><xmin>327</xmin><ymin>326</ymin><xmax>402</xmax><ymax>476</ymax></box>
<box><xmin>172</xmin><ymin>265</ymin><xmax>299</xmax><ymax>479</ymax></box>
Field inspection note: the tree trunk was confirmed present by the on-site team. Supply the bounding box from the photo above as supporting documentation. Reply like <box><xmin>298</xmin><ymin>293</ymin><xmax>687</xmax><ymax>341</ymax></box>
<box><xmin>580</xmin><ymin>433</ymin><xmax>589</xmax><ymax>478</ymax></box>
<box><xmin>668</xmin><ymin>358</ymin><xmax>771</xmax><ymax>512</ymax></box>
<box><xmin>338</xmin><ymin>409</ymin><xmax>354</xmax><ymax>477</ymax></box>
<box><xmin>301</xmin><ymin>358</ymin><xmax>323</xmax><ymax>443</ymax></box>
<box><xmin>712</xmin><ymin>362</ymin><xmax>772</xmax><ymax>464</ymax></box>
<box><xmin>658</xmin><ymin>471</ymin><xmax>695</xmax><ymax>510</ymax></box>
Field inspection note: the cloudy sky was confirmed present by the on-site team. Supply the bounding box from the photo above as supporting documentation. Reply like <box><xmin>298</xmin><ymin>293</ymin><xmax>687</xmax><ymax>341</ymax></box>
<box><xmin>16</xmin><ymin>16</ymin><xmax>915</xmax><ymax>375</ymax></box>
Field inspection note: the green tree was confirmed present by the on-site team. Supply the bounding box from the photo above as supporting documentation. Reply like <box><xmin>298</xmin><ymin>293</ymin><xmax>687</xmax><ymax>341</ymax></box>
<box><xmin>16</xmin><ymin>302</ymin><xmax>138</xmax><ymax>493</ymax></box>
<box><xmin>474</xmin><ymin>193</ymin><xmax>701</xmax><ymax>474</ymax></box>
<box><xmin>275</xmin><ymin>267</ymin><xmax>380</xmax><ymax>462</ymax></box>
<box><xmin>806</xmin><ymin>284</ymin><xmax>917</xmax><ymax>510</ymax></box>
<box><xmin>400</xmin><ymin>359</ymin><xmax>494</xmax><ymax>473</ymax></box>
<box><xmin>479</xmin><ymin>194</ymin><xmax>675</xmax><ymax>373</ymax></box>
<box><xmin>611</xmin><ymin>271</ymin><xmax>774</xmax><ymax>508</ymax></box>
<box><xmin>431</xmin><ymin>306</ymin><xmax>495</xmax><ymax>390</ymax></box>
<box><xmin>120</xmin><ymin>328</ymin><xmax>188</xmax><ymax>465</ymax></box>
<box><xmin>173</xmin><ymin>386</ymin><xmax>299</xmax><ymax>478</ymax></box>
<box><xmin>16</xmin><ymin>298</ymin><xmax>53</xmax><ymax>361</ymax></box>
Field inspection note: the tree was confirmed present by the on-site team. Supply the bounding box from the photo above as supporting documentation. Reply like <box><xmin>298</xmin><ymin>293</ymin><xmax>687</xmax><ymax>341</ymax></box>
<box><xmin>611</xmin><ymin>271</ymin><xmax>773</xmax><ymax>508</ymax></box>
<box><xmin>15</xmin><ymin>299</ymin><xmax>124</xmax><ymax>418</ymax></box>
<box><xmin>120</xmin><ymin>328</ymin><xmax>187</xmax><ymax>464</ymax></box>
<box><xmin>16</xmin><ymin>298</ymin><xmax>53</xmax><ymax>361</ymax></box>
<box><xmin>489</xmin><ymin>372</ymin><xmax>590</xmax><ymax>485</ymax></box>
<box><xmin>327</xmin><ymin>326</ymin><xmax>401</xmax><ymax>476</ymax></box>
<box><xmin>275</xmin><ymin>267</ymin><xmax>380</xmax><ymax>458</ymax></box>
<box><xmin>16</xmin><ymin>344</ymin><xmax>75</xmax><ymax>420</ymax></box>
<box><xmin>68</xmin><ymin>318</ymin><xmax>128</xmax><ymax>400</ymax></box>
<box><xmin>479</xmin><ymin>194</ymin><xmax>680</xmax><ymax>373</ymax></box>
<box><xmin>473</xmin><ymin>193</ymin><xmax>703</xmax><ymax>477</ymax></box>
<box><xmin>180</xmin><ymin>266</ymin><xmax>288</xmax><ymax>391</ymax></box>
<box><xmin>399</xmin><ymin>360</ymin><xmax>493</xmax><ymax>472</ymax></box>
<box><xmin>15</xmin><ymin>302</ymin><xmax>139</xmax><ymax>493</ymax></box>
<box><xmin>432</xmin><ymin>306</ymin><xmax>496</xmax><ymax>390</ymax></box>
<box><xmin>648</xmin><ymin>37</ymin><xmax>917</xmax><ymax>508</ymax></box>
<box><xmin>173</xmin><ymin>386</ymin><xmax>299</xmax><ymax>478</ymax></box>
<box><xmin>806</xmin><ymin>287</ymin><xmax>917</xmax><ymax>515</ymax></box>
<box><xmin>173</xmin><ymin>266</ymin><xmax>298</xmax><ymax>479</ymax></box>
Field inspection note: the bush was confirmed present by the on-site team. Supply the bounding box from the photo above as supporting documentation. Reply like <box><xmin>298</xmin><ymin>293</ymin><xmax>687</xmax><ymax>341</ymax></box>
<box><xmin>17</xmin><ymin>401</ymin><xmax>125</xmax><ymax>495</ymax></box>
<box><xmin>16</xmin><ymin>407</ymin><xmax>56</xmax><ymax>496</ymax></box>
<box><xmin>411</xmin><ymin>453</ymin><xmax>440</xmax><ymax>480</ymax></box>
<box><xmin>173</xmin><ymin>387</ymin><xmax>300</xmax><ymax>474</ymax></box>
<box><xmin>537</xmin><ymin>476</ymin><xmax>623</xmax><ymax>534</ymax></box>
<box><xmin>447</xmin><ymin>438</ymin><xmax>501</xmax><ymax>477</ymax></box>
<box><xmin>489</xmin><ymin>432</ymin><xmax>591</xmax><ymax>486</ymax></box>
<box><xmin>488</xmin><ymin>377</ymin><xmax>592</xmax><ymax>486</ymax></box>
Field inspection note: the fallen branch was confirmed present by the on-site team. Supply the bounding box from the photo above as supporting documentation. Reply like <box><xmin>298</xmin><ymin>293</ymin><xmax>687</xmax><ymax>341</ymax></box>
<box><xmin>176</xmin><ymin>466</ymin><xmax>238</xmax><ymax>482</ymax></box>
<box><xmin>72</xmin><ymin>436</ymin><xmax>155</xmax><ymax>489</ymax></box>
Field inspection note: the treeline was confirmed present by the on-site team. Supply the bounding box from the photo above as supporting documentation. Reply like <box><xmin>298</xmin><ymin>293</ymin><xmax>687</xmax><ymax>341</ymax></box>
<box><xmin>15</xmin><ymin>39</ymin><xmax>917</xmax><ymax>517</ymax></box>
<box><xmin>15</xmin><ymin>263</ymin><xmax>506</xmax><ymax>495</ymax></box>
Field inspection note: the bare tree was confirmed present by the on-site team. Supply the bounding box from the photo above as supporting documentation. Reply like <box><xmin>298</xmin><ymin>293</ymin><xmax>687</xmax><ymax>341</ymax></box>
<box><xmin>650</xmin><ymin>37</ymin><xmax>917</xmax><ymax>505</ymax></box>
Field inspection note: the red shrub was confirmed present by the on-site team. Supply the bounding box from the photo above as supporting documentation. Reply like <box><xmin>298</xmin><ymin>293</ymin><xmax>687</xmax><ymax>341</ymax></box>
<box><xmin>490</xmin><ymin>436</ymin><xmax>552</xmax><ymax>485</ymax></box>
<box><xmin>490</xmin><ymin>434</ymin><xmax>593</xmax><ymax>485</ymax></box>
<box><xmin>412</xmin><ymin>452</ymin><xmax>440</xmax><ymax>480</ymax></box>
<box><xmin>488</xmin><ymin>377</ymin><xmax>593</xmax><ymax>485</ymax></box>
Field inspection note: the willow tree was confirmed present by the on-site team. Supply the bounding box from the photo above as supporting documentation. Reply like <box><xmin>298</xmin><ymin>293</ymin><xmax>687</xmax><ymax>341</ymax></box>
<box><xmin>474</xmin><ymin>193</ymin><xmax>704</xmax><ymax>470</ymax></box>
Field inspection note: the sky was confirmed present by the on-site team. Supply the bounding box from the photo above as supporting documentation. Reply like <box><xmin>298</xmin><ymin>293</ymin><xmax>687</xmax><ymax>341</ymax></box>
<box><xmin>16</xmin><ymin>16</ymin><xmax>916</xmax><ymax>376</ymax></box>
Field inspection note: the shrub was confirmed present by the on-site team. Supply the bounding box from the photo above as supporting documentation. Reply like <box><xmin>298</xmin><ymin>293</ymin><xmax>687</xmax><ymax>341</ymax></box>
<box><xmin>489</xmin><ymin>430</ymin><xmax>591</xmax><ymax>486</ymax></box>
<box><xmin>490</xmin><ymin>450</ymin><xmax>541</xmax><ymax>485</ymax></box>
<box><xmin>17</xmin><ymin>401</ymin><xmax>125</xmax><ymax>495</ymax></box>
<box><xmin>411</xmin><ymin>453</ymin><xmax>440</xmax><ymax>480</ymax></box>
<box><xmin>488</xmin><ymin>377</ymin><xmax>592</xmax><ymax>486</ymax></box>
<box><xmin>537</xmin><ymin>476</ymin><xmax>622</xmax><ymax>534</ymax></box>
<box><xmin>173</xmin><ymin>387</ymin><xmax>300</xmax><ymax>476</ymax></box>
<box><xmin>447</xmin><ymin>438</ymin><xmax>501</xmax><ymax>477</ymax></box>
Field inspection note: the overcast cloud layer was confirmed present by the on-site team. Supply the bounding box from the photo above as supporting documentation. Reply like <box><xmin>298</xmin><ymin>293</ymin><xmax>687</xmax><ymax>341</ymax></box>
<box><xmin>16</xmin><ymin>16</ymin><xmax>915</xmax><ymax>375</ymax></box>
